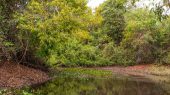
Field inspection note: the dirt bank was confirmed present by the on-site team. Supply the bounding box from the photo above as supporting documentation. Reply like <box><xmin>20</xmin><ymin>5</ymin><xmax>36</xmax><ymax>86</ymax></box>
<box><xmin>0</xmin><ymin>62</ymin><xmax>50</xmax><ymax>88</ymax></box>
<box><xmin>96</xmin><ymin>64</ymin><xmax>170</xmax><ymax>76</ymax></box>
<box><xmin>96</xmin><ymin>65</ymin><xmax>151</xmax><ymax>77</ymax></box>
<box><xmin>95</xmin><ymin>64</ymin><xmax>170</xmax><ymax>83</ymax></box>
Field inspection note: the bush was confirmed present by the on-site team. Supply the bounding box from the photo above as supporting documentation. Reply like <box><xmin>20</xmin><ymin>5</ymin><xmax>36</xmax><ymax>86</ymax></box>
<box><xmin>50</xmin><ymin>37</ymin><xmax>110</xmax><ymax>67</ymax></box>
<box><xmin>163</xmin><ymin>52</ymin><xmax>170</xmax><ymax>64</ymax></box>
<box><xmin>102</xmin><ymin>42</ymin><xmax>135</xmax><ymax>66</ymax></box>
<box><xmin>151</xmin><ymin>17</ymin><xmax>170</xmax><ymax>64</ymax></box>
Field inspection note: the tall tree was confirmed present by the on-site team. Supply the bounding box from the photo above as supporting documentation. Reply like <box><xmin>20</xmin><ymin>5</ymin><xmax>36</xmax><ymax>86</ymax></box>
<box><xmin>16</xmin><ymin>0</ymin><xmax>102</xmax><ymax>66</ymax></box>
<box><xmin>100</xmin><ymin>0</ymin><xmax>126</xmax><ymax>45</ymax></box>
<box><xmin>0</xmin><ymin>0</ymin><xmax>22</xmax><ymax>61</ymax></box>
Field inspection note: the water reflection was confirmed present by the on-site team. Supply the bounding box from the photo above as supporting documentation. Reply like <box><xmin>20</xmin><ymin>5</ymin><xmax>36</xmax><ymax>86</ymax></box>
<box><xmin>34</xmin><ymin>76</ymin><xmax>170</xmax><ymax>95</ymax></box>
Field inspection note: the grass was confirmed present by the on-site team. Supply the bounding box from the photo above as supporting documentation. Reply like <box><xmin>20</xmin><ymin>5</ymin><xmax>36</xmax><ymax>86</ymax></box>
<box><xmin>50</xmin><ymin>67</ymin><xmax>113</xmax><ymax>78</ymax></box>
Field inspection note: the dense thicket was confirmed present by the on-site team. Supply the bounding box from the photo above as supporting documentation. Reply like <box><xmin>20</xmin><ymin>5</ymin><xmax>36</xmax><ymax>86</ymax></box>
<box><xmin>0</xmin><ymin>0</ymin><xmax>170</xmax><ymax>67</ymax></box>
<box><xmin>100</xmin><ymin>0</ymin><xmax>126</xmax><ymax>44</ymax></box>
<box><xmin>0</xmin><ymin>0</ymin><xmax>30</xmax><ymax>63</ymax></box>
<box><xmin>0</xmin><ymin>0</ymin><xmax>18</xmax><ymax>61</ymax></box>
<box><xmin>15</xmin><ymin>0</ymin><xmax>110</xmax><ymax>66</ymax></box>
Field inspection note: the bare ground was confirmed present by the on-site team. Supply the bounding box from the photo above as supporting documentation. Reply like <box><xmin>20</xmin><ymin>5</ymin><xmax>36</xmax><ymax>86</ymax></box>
<box><xmin>95</xmin><ymin>64</ymin><xmax>170</xmax><ymax>83</ymax></box>
<box><xmin>0</xmin><ymin>61</ymin><xmax>50</xmax><ymax>88</ymax></box>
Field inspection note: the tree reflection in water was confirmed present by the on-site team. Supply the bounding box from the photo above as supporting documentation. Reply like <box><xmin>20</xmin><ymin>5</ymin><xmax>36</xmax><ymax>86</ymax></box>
<box><xmin>33</xmin><ymin>76</ymin><xmax>170</xmax><ymax>95</ymax></box>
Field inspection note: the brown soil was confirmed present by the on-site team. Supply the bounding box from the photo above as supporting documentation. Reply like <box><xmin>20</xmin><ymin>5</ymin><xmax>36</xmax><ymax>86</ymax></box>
<box><xmin>0</xmin><ymin>61</ymin><xmax>50</xmax><ymax>88</ymax></box>
<box><xmin>96</xmin><ymin>64</ymin><xmax>154</xmax><ymax>77</ymax></box>
<box><xmin>95</xmin><ymin>64</ymin><xmax>170</xmax><ymax>83</ymax></box>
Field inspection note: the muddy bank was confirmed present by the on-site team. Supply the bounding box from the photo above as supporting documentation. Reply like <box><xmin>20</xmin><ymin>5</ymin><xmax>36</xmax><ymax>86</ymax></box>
<box><xmin>94</xmin><ymin>64</ymin><xmax>170</xmax><ymax>83</ymax></box>
<box><xmin>95</xmin><ymin>64</ymin><xmax>170</xmax><ymax>76</ymax></box>
<box><xmin>0</xmin><ymin>62</ymin><xmax>50</xmax><ymax>88</ymax></box>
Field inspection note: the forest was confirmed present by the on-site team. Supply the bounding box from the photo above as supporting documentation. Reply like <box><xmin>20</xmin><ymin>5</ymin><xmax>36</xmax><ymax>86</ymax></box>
<box><xmin>0</xmin><ymin>0</ymin><xmax>170</xmax><ymax>94</ymax></box>
<box><xmin>0</xmin><ymin>0</ymin><xmax>170</xmax><ymax>67</ymax></box>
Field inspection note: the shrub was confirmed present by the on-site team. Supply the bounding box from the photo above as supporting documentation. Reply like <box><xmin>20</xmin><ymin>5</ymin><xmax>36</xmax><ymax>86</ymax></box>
<box><xmin>152</xmin><ymin>17</ymin><xmax>170</xmax><ymax>64</ymax></box>
<box><xmin>163</xmin><ymin>52</ymin><xmax>170</xmax><ymax>64</ymax></box>
<box><xmin>49</xmin><ymin>36</ymin><xmax>110</xmax><ymax>67</ymax></box>
<box><xmin>102</xmin><ymin>42</ymin><xmax>135</xmax><ymax>66</ymax></box>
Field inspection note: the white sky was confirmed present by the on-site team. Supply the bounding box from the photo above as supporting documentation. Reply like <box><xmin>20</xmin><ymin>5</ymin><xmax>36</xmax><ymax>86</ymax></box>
<box><xmin>87</xmin><ymin>0</ymin><xmax>169</xmax><ymax>14</ymax></box>
<box><xmin>87</xmin><ymin>0</ymin><xmax>162</xmax><ymax>9</ymax></box>
<box><xmin>87</xmin><ymin>0</ymin><xmax>105</xmax><ymax>9</ymax></box>
<box><xmin>135</xmin><ymin>0</ymin><xmax>162</xmax><ymax>8</ymax></box>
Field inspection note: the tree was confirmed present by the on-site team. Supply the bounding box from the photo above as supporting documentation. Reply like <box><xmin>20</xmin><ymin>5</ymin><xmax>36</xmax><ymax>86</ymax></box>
<box><xmin>16</xmin><ymin>0</ymin><xmax>110</xmax><ymax>66</ymax></box>
<box><xmin>0</xmin><ymin>0</ymin><xmax>22</xmax><ymax>61</ymax></box>
<box><xmin>100</xmin><ymin>0</ymin><xmax>126</xmax><ymax>44</ymax></box>
<box><xmin>121</xmin><ymin>8</ymin><xmax>158</xmax><ymax>64</ymax></box>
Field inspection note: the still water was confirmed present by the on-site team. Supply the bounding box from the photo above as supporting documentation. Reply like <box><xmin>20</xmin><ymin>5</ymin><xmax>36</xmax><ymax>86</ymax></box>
<box><xmin>33</xmin><ymin>75</ymin><xmax>170</xmax><ymax>95</ymax></box>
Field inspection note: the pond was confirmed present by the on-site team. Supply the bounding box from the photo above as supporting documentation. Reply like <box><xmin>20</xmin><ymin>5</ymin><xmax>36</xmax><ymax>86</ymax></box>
<box><xmin>1</xmin><ymin>68</ymin><xmax>170</xmax><ymax>95</ymax></box>
<box><xmin>30</xmin><ymin>69</ymin><xmax>170</xmax><ymax>95</ymax></box>
<box><xmin>31</xmin><ymin>77</ymin><xmax>169</xmax><ymax>95</ymax></box>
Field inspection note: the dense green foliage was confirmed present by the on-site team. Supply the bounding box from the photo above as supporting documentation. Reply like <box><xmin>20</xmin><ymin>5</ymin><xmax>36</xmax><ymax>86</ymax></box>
<box><xmin>100</xmin><ymin>0</ymin><xmax>126</xmax><ymax>44</ymax></box>
<box><xmin>122</xmin><ymin>9</ymin><xmax>158</xmax><ymax>64</ymax></box>
<box><xmin>0</xmin><ymin>0</ymin><xmax>16</xmax><ymax>61</ymax></box>
<box><xmin>0</xmin><ymin>0</ymin><xmax>170</xmax><ymax>66</ymax></box>
<box><xmin>15</xmin><ymin>0</ymin><xmax>110</xmax><ymax>66</ymax></box>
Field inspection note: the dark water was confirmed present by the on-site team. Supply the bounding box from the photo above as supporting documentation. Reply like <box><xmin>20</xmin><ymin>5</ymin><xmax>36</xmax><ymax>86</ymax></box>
<box><xmin>33</xmin><ymin>75</ymin><xmax>170</xmax><ymax>95</ymax></box>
